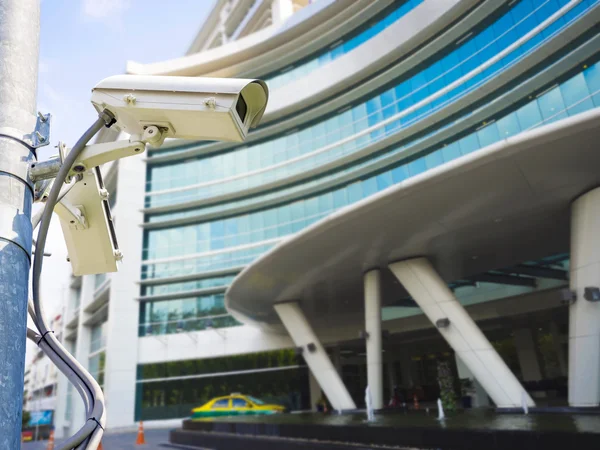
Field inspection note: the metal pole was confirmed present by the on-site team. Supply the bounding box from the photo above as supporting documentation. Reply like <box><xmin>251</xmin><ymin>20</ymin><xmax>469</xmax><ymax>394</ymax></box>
<box><xmin>0</xmin><ymin>0</ymin><xmax>40</xmax><ymax>447</ymax></box>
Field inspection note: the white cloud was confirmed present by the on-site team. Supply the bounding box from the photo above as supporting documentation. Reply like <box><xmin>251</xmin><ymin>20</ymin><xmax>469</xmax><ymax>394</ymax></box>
<box><xmin>82</xmin><ymin>0</ymin><xmax>132</xmax><ymax>20</ymax></box>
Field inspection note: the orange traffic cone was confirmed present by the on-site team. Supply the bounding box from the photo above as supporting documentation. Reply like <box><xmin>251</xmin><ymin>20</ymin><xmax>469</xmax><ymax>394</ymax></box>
<box><xmin>412</xmin><ymin>393</ymin><xmax>420</xmax><ymax>410</ymax></box>
<box><xmin>46</xmin><ymin>430</ymin><xmax>55</xmax><ymax>450</ymax></box>
<box><xmin>136</xmin><ymin>421</ymin><xmax>146</xmax><ymax>445</ymax></box>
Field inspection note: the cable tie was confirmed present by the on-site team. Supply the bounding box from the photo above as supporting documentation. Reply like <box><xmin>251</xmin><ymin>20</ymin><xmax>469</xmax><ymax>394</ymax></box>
<box><xmin>36</xmin><ymin>330</ymin><xmax>54</xmax><ymax>346</ymax></box>
<box><xmin>87</xmin><ymin>417</ymin><xmax>104</xmax><ymax>430</ymax></box>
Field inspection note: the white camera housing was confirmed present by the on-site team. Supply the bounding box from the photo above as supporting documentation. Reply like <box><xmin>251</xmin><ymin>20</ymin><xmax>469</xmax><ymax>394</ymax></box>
<box><xmin>55</xmin><ymin>168</ymin><xmax>120</xmax><ymax>276</ymax></box>
<box><xmin>54</xmin><ymin>74</ymin><xmax>269</xmax><ymax>276</ymax></box>
<box><xmin>90</xmin><ymin>75</ymin><xmax>269</xmax><ymax>143</ymax></box>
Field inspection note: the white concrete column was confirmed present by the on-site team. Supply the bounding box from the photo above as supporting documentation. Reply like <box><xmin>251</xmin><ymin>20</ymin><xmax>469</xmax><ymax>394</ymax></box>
<box><xmin>364</xmin><ymin>269</ymin><xmax>384</xmax><ymax>409</ymax></box>
<box><xmin>389</xmin><ymin>258</ymin><xmax>534</xmax><ymax>408</ymax></box>
<box><xmin>514</xmin><ymin>328</ymin><xmax>543</xmax><ymax>381</ymax></box>
<box><xmin>569</xmin><ymin>187</ymin><xmax>600</xmax><ymax>407</ymax></box>
<box><xmin>72</xmin><ymin>275</ymin><xmax>95</xmax><ymax>431</ymax></box>
<box><xmin>271</xmin><ymin>0</ymin><xmax>294</xmax><ymax>25</ymax></box>
<box><xmin>455</xmin><ymin>353</ymin><xmax>490</xmax><ymax>408</ymax></box>
<box><xmin>331</xmin><ymin>346</ymin><xmax>342</xmax><ymax>376</ymax></box>
<box><xmin>308</xmin><ymin>369</ymin><xmax>321</xmax><ymax>412</ymax></box>
<box><xmin>103</xmin><ymin>153</ymin><xmax>146</xmax><ymax>428</ymax></box>
<box><xmin>53</xmin><ymin>292</ymin><xmax>71</xmax><ymax>438</ymax></box>
<box><xmin>274</xmin><ymin>302</ymin><xmax>356</xmax><ymax>411</ymax></box>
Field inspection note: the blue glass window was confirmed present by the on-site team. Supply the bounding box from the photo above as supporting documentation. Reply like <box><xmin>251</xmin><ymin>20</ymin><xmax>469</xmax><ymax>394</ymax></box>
<box><xmin>375</xmin><ymin>172</ymin><xmax>393</xmax><ymax>190</ymax></box>
<box><xmin>142</xmin><ymin>13</ymin><xmax>600</xmax><ymax>287</ymax></box>
<box><xmin>347</xmin><ymin>182</ymin><xmax>363</xmax><ymax>203</ymax></box>
<box><xmin>407</xmin><ymin>157</ymin><xmax>427</xmax><ymax>176</ymax></box>
<box><xmin>584</xmin><ymin>62</ymin><xmax>600</xmax><ymax>107</ymax></box>
<box><xmin>458</xmin><ymin>134</ymin><xmax>479</xmax><ymax>155</ymax></box>
<box><xmin>265</xmin><ymin>0</ymin><xmax>424</xmax><ymax>90</ymax></box>
<box><xmin>537</xmin><ymin>86</ymin><xmax>568</xmax><ymax>123</ymax></box>
<box><xmin>425</xmin><ymin>150</ymin><xmax>444</xmax><ymax>169</ymax></box>
<box><xmin>333</xmin><ymin>188</ymin><xmax>348</xmax><ymax>209</ymax></box>
<box><xmin>477</xmin><ymin>122</ymin><xmax>501</xmax><ymax>148</ymax></box>
<box><xmin>145</xmin><ymin>0</ymin><xmax>579</xmax><ymax>209</ymax></box>
<box><xmin>441</xmin><ymin>143</ymin><xmax>461</xmax><ymax>162</ymax></box>
<box><xmin>561</xmin><ymin>72</ymin><xmax>594</xmax><ymax>115</ymax></box>
<box><xmin>496</xmin><ymin>113</ymin><xmax>521</xmax><ymax>139</ymax></box>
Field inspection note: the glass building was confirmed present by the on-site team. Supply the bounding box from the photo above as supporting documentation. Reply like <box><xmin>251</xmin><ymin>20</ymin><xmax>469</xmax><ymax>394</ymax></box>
<box><xmin>55</xmin><ymin>0</ymin><xmax>600</xmax><ymax>436</ymax></box>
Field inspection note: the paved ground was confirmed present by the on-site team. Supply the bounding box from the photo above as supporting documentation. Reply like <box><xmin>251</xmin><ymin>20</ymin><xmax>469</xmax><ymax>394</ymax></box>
<box><xmin>22</xmin><ymin>429</ymin><xmax>173</xmax><ymax>449</ymax></box>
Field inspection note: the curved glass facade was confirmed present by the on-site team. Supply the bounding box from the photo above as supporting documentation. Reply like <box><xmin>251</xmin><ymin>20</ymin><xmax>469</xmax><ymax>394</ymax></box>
<box><xmin>144</xmin><ymin>64</ymin><xmax>600</xmax><ymax>263</ymax></box>
<box><xmin>265</xmin><ymin>0</ymin><xmax>423</xmax><ymax>90</ymax></box>
<box><xmin>140</xmin><ymin>0</ymin><xmax>600</xmax><ymax>337</ymax></box>
<box><xmin>141</xmin><ymin>275</ymin><xmax>236</xmax><ymax>296</ymax></box>
<box><xmin>138</xmin><ymin>292</ymin><xmax>241</xmax><ymax>337</ymax></box>
<box><xmin>145</xmin><ymin>0</ymin><xmax>587</xmax><ymax>208</ymax></box>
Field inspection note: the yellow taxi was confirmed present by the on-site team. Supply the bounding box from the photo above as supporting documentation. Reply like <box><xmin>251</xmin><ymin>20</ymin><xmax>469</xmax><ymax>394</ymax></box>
<box><xmin>190</xmin><ymin>393</ymin><xmax>286</xmax><ymax>419</ymax></box>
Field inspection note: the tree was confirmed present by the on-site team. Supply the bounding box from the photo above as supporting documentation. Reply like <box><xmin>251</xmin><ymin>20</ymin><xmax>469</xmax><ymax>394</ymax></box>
<box><xmin>21</xmin><ymin>410</ymin><xmax>31</xmax><ymax>429</ymax></box>
<box><xmin>437</xmin><ymin>360</ymin><xmax>458</xmax><ymax>412</ymax></box>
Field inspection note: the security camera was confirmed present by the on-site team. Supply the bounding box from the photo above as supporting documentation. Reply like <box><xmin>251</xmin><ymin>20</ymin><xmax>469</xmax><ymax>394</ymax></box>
<box><xmin>52</xmin><ymin>74</ymin><xmax>269</xmax><ymax>276</ymax></box>
<box><xmin>55</xmin><ymin>167</ymin><xmax>120</xmax><ymax>276</ymax></box>
<box><xmin>90</xmin><ymin>75</ymin><xmax>269</xmax><ymax>144</ymax></box>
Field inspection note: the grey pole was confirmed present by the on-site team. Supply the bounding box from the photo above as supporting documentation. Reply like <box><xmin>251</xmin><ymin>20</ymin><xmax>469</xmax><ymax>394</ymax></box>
<box><xmin>0</xmin><ymin>0</ymin><xmax>40</xmax><ymax>447</ymax></box>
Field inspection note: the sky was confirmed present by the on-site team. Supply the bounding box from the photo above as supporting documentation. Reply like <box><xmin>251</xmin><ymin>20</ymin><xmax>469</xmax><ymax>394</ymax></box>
<box><xmin>27</xmin><ymin>0</ymin><xmax>215</xmax><ymax>363</ymax></box>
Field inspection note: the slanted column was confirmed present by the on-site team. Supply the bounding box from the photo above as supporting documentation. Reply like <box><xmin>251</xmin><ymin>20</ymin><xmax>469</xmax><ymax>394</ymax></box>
<box><xmin>364</xmin><ymin>269</ymin><xmax>384</xmax><ymax>409</ymax></box>
<box><xmin>455</xmin><ymin>353</ymin><xmax>490</xmax><ymax>408</ymax></box>
<box><xmin>308</xmin><ymin>370</ymin><xmax>321</xmax><ymax>412</ymax></box>
<box><xmin>274</xmin><ymin>302</ymin><xmax>356</xmax><ymax>411</ymax></box>
<box><xmin>569</xmin><ymin>187</ymin><xmax>600</xmax><ymax>407</ymax></box>
<box><xmin>389</xmin><ymin>258</ymin><xmax>534</xmax><ymax>408</ymax></box>
<box><xmin>331</xmin><ymin>346</ymin><xmax>342</xmax><ymax>376</ymax></box>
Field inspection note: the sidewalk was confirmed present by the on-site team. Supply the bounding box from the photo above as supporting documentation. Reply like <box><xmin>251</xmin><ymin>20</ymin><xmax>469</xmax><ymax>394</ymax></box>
<box><xmin>22</xmin><ymin>429</ymin><xmax>172</xmax><ymax>449</ymax></box>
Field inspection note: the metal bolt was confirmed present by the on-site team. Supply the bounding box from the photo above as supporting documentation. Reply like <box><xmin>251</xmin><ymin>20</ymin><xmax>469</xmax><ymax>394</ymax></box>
<box><xmin>204</xmin><ymin>97</ymin><xmax>217</xmax><ymax>108</ymax></box>
<box><xmin>99</xmin><ymin>188</ymin><xmax>109</xmax><ymax>200</ymax></box>
<box><xmin>34</xmin><ymin>131</ymin><xmax>45</xmax><ymax>142</ymax></box>
<box><xmin>37</xmin><ymin>112</ymin><xmax>47</xmax><ymax>122</ymax></box>
<box><xmin>124</xmin><ymin>93</ymin><xmax>136</xmax><ymax>105</ymax></box>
